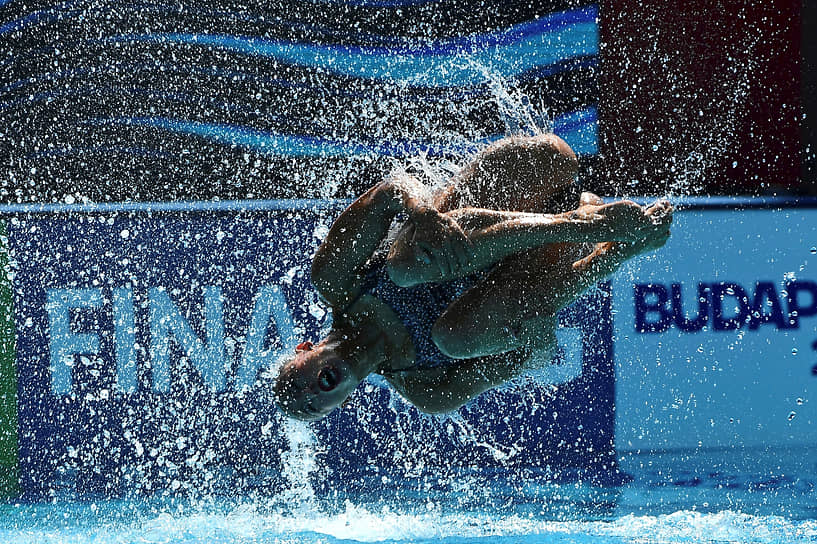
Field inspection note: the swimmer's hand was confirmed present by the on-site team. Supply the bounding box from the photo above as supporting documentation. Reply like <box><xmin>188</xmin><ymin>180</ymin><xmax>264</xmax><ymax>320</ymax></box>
<box><xmin>579</xmin><ymin>199</ymin><xmax>673</xmax><ymax>242</ymax></box>
<box><xmin>572</xmin><ymin>199</ymin><xmax>673</xmax><ymax>272</ymax></box>
<box><xmin>409</xmin><ymin>207</ymin><xmax>474</xmax><ymax>278</ymax></box>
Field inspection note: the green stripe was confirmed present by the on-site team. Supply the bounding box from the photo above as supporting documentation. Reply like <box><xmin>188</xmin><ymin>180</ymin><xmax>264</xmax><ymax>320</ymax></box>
<box><xmin>0</xmin><ymin>220</ymin><xmax>18</xmax><ymax>498</ymax></box>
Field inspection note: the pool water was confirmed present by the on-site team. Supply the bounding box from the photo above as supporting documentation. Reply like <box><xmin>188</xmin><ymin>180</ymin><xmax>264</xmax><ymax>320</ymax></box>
<box><xmin>2</xmin><ymin>447</ymin><xmax>815</xmax><ymax>544</ymax></box>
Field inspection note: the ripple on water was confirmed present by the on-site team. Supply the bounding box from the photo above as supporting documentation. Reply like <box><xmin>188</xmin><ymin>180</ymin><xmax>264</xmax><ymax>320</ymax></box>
<box><xmin>1</xmin><ymin>503</ymin><xmax>817</xmax><ymax>544</ymax></box>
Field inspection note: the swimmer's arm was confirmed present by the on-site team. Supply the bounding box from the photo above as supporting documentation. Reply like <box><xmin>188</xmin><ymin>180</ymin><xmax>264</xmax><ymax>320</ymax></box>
<box><xmin>385</xmin><ymin>353</ymin><xmax>526</xmax><ymax>414</ymax></box>
<box><xmin>311</xmin><ymin>175</ymin><xmax>436</xmax><ymax>308</ymax></box>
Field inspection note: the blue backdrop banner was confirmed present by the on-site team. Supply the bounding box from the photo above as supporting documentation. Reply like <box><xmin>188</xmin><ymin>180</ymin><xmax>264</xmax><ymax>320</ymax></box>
<box><xmin>6</xmin><ymin>201</ymin><xmax>617</xmax><ymax>498</ymax></box>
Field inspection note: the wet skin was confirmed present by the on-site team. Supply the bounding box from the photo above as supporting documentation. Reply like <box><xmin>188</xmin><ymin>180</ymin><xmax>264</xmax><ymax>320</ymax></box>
<box><xmin>273</xmin><ymin>134</ymin><xmax>673</xmax><ymax>419</ymax></box>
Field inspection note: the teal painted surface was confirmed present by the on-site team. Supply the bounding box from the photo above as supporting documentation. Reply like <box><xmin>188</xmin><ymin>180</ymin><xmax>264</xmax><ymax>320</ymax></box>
<box><xmin>0</xmin><ymin>220</ymin><xmax>19</xmax><ymax>498</ymax></box>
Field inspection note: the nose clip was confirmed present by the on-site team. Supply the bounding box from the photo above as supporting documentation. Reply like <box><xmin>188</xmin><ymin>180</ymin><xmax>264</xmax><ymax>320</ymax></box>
<box><xmin>295</xmin><ymin>341</ymin><xmax>314</xmax><ymax>353</ymax></box>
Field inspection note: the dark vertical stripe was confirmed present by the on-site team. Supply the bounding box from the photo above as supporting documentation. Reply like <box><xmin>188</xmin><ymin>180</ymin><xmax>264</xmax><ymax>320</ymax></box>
<box><xmin>0</xmin><ymin>220</ymin><xmax>19</xmax><ymax>499</ymax></box>
<box><xmin>802</xmin><ymin>0</ymin><xmax>817</xmax><ymax>189</ymax></box>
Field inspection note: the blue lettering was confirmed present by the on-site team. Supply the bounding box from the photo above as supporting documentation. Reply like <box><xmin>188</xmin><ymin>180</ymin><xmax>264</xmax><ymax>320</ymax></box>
<box><xmin>149</xmin><ymin>286</ymin><xmax>227</xmax><ymax>392</ymax></box>
<box><xmin>711</xmin><ymin>282</ymin><xmax>750</xmax><ymax>331</ymax></box>
<box><xmin>45</xmin><ymin>284</ymin><xmax>301</xmax><ymax>396</ymax></box>
<box><xmin>786</xmin><ymin>280</ymin><xmax>817</xmax><ymax>328</ymax></box>
<box><xmin>748</xmin><ymin>281</ymin><xmax>788</xmax><ymax>330</ymax></box>
<box><xmin>812</xmin><ymin>340</ymin><xmax>817</xmax><ymax>376</ymax></box>
<box><xmin>671</xmin><ymin>283</ymin><xmax>709</xmax><ymax>332</ymax></box>
<box><xmin>113</xmin><ymin>287</ymin><xmax>137</xmax><ymax>393</ymax></box>
<box><xmin>636</xmin><ymin>280</ymin><xmax>815</xmax><ymax>333</ymax></box>
<box><xmin>634</xmin><ymin>284</ymin><xmax>672</xmax><ymax>333</ymax></box>
<box><xmin>46</xmin><ymin>288</ymin><xmax>104</xmax><ymax>395</ymax></box>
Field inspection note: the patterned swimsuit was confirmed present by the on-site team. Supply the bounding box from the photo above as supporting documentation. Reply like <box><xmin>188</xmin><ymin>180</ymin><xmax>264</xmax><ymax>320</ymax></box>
<box><xmin>361</xmin><ymin>257</ymin><xmax>484</xmax><ymax>369</ymax></box>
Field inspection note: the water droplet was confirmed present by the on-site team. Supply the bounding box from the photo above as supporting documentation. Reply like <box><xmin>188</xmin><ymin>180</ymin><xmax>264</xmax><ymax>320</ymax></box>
<box><xmin>811</xmin><ymin>247</ymin><xmax>817</xmax><ymax>255</ymax></box>
<box><xmin>792</xmin><ymin>348</ymin><xmax>798</xmax><ymax>355</ymax></box>
<box><xmin>796</xmin><ymin>398</ymin><xmax>804</xmax><ymax>405</ymax></box>
<box><xmin>788</xmin><ymin>411</ymin><xmax>796</xmax><ymax>421</ymax></box>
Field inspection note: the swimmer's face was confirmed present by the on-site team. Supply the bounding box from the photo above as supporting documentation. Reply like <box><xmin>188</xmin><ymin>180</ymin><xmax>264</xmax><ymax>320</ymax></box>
<box><xmin>273</xmin><ymin>341</ymin><xmax>360</xmax><ymax>421</ymax></box>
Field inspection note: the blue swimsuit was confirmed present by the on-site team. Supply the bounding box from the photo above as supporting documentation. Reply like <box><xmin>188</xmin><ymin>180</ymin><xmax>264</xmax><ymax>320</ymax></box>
<box><xmin>362</xmin><ymin>258</ymin><xmax>484</xmax><ymax>369</ymax></box>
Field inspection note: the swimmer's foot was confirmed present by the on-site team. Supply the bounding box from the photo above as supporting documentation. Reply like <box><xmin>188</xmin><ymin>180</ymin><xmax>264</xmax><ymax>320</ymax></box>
<box><xmin>616</xmin><ymin>200</ymin><xmax>673</xmax><ymax>256</ymax></box>
<box><xmin>574</xmin><ymin>198</ymin><xmax>673</xmax><ymax>243</ymax></box>
<box><xmin>579</xmin><ymin>191</ymin><xmax>604</xmax><ymax>207</ymax></box>
<box><xmin>644</xmin><ymin>198</ymin><xmax>673</xmax><ymax>228</ymax></box>
<box><xmin>571</xmin><ymin>202</ymin><xmax>672</xmax><ymax>273</ymax></box>
<box><xmin>637</xmin><ymin>199</ymin><xmax>673</xmax><ymax>251</ymax></box>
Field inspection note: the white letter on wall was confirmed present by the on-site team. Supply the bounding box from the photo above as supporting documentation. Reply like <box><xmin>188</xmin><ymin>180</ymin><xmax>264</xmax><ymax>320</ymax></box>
<box><xmin>46</xmin><ymin>288</ymin><xmax>104</xmax><ymax>395</ymax></box>
<box><xmin>113</xmin><ymin>287</ymin><xmax>137</xmax><ymax>393</ymax></box>
<box><xmin>237</xmin><ymin>285</ymin><xmax>296</xmax><ymax>390</ymax></box>
<box><xmin>149</xmin><ymin>286</ymin><xmax>227</xmax><ymax>392</ymax></box>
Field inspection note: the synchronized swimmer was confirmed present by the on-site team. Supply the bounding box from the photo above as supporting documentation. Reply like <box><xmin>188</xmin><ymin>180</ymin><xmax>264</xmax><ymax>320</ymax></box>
<box><xmin>274</xmin><ymin>134</ymin><xmax>673</xmax><ymax>420</ymax></box>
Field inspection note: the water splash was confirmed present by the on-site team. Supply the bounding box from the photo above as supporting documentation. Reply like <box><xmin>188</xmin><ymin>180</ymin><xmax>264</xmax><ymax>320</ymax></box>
<box><xmin>445</xmin><ymin>413</ymin><xmax>522</xmax><ymax>463</ymax></box>
<box><xmin>661</xmin><ymin>35</ymin><xmax>760</xmax><ymax>200</ymax></box>
<box><xmin>470</xmin><ymin>60</ymin><xmax>553</xmax><ymax>138</ymax></box>
<box><xmin>3</xmin><ymin>504</ymin><xmax>816</xmax><ymax>544</ymax></box>
<box><xmin>277</xmin><ymin>418</ymin><xmax>320</xmax><ymax>514</ymax></box>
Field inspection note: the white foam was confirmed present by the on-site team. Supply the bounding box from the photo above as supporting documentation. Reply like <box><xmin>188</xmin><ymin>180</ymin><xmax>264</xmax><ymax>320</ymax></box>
<box><xmin>4</xmin><ymin>505</ymin><xmax>815</xmax><ymax>544</ymax></box>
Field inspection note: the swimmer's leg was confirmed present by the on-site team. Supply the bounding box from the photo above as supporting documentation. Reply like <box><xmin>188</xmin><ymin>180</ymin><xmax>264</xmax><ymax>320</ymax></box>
<box><xmin>387</xmin><ymin>221</ymin><xmax>670</xmax><ymax>415</ymax></box>
<box><xmin>387</xmin><ymin>199</ymin><xmax>669</xmax><ymax>287</ymax></box>
<box><xmin>385</xmin><ymin>245</ymin><xmax>572</xmax><ymax>414</ymax></box>
<box><xmin>429</xmin><ymin>243</ymin><xmax>586</xmax><ymax>361</ymax></box>
<box><xmin>430</xmin><ymin>205</ymin><xmax>671</xmax><ymax>362</ymax></box>
<box><xmin>385</xmin><ymin>349</ymin><xmax>531</xmax><ymax>414</ymax></box>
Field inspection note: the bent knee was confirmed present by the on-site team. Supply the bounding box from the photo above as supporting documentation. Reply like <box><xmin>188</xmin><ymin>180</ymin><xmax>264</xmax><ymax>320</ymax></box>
<box><xmin>430</xmin><ymin>318</ymin><xmax>476</xmax><ymax>359</ymax></box>
<box><xmin>386</xmin><ymin>224</ymin><xmax>442</xmax><ymax>287</ymax></box>
<box><xmin>431</xmin><ymin>313</ymin><xmax>519</xmax><ymax>359</ymax></box>
<box><xmin>385</xmin><ymin>248</ymin><xmax>418</xmax><ymax>287</ymax></box>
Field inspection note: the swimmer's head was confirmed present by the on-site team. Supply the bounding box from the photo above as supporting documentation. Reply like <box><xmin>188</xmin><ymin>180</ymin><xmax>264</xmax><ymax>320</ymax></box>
<box><xmin>273</xmin><ymin>338</ymin><xmax>362</xmax><ymax>421</ymax></box>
